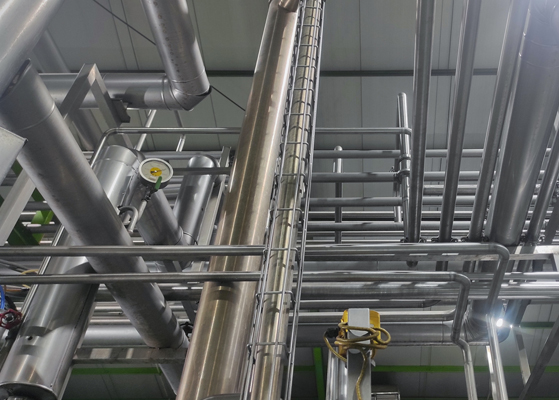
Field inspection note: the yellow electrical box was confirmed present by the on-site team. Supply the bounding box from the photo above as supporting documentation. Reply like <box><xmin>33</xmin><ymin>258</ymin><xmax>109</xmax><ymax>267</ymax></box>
<box><xmin>341</xmin><ymin>309</ymin><xmax>381</xmax><ymax>328</ymax></box>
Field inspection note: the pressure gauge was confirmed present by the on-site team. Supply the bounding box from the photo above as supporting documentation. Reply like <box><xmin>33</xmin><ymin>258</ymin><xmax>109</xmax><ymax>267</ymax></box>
<box><xmin>139</xmin><ymin>158</ymin><xmax>173</xmax><ymax>189</ymax></box>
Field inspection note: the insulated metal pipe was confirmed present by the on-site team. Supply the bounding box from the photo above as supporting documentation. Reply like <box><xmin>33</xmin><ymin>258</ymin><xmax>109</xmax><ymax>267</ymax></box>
<box><xmin>409</xmin><ymin>0</ymin><xmax>436</xmax><ymax>243</ymax></box>
<box><xmin>174</xmin><ymin>156</ymin><xmax>216</xmax><ymax>245</ymax></box>
<box><xmin>0</xmin><ymin>0</ymin><xmax>65</xmax><ymax>96</ymax></box>
<box><xmin>141</xmin><ymin>0</ymin><xmax>210</xmax><ymax>110</ymax></box>
<box><xmin>468</xmin><ymin>0</ymin><xmax>528</xmax><ymax>243</ymax></box>
<box><xmin>249</xmin><ymin>1</ymin><xmax>322</xmax><ymax>398</ymax></box>
<box><xmin>33</xmin><ymin>31</ymin><xmax>103</xmax><ymax>150</ymax></box>
<box><xmin>0</xmin><ymin>144</ymin><xmax>149</xmax><ymax>400</ymax></box>
<box><xmin>487</xmin><ymin>0</ymin><xmax>559</xmax><ymax>247</ymax></box>
<box><xmin>439</xmin><ymin>0</ymin><xmax>481</xmax><ymax>245</ymax></box>
<box><xmin>0</xmin><ymin>61</ymin><xmax>185</xmax><ymax>349</ymax></box>
<box><xmin>177</xmin><ymin>1</ymin><xmax>301</xmax><ymax>398</ymax></box>
<box><xmin>466</xmin><ymin>0</ymin><xmax>559</xmax><ymax>340</ymax></box>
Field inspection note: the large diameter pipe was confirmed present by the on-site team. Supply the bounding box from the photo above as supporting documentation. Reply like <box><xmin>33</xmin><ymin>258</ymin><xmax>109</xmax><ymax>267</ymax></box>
<box><xmin>0</xmin><ymin>0</ymin><xmax>65</xmax><ymax>96</ymax></box>
<box><xmin>174</xmin><ymin>156</ymin><xmax>216</xmax><ymax>245</ymax></box>
<box><xmin>466</xmin><ymin>0</ymin><xmax>559</xmax><ymax>340</ymax></box>
<box><xmin>409</xmin><ymin>0</ymin><xmax>436</xmax><ymax>243</ymax></box>
<box><xmin>0</xmin><ymin>61</ymin><xmax>185</xmax><ymax>349</ymax></box>
<box><xmin>250</xmin><ymin>1</ymin><xmax>322</xmax><ymax>399</ymax></box>
<box><xmin>468</xmin><ymin>0</ymin><xmax>528</xmax><ymax>242</ymax></box>
<box><xmin>439</xmin><ymin>0</ymin><xmax>481</xmax><ymax>244</ymax></box>
<box><xmin>488</xmin><ymin>0</ymin><xmax>559</xmax><ymax>246</ymax></box>
<box><xmin>176</xmin><ymin>1</ymin><xmax>301</xmax><ymax>399</ymax></box>
<box><xmin>33</xmin><ymin>32</ymin><xmax>103</xmax><ymax>150</ymax></box>
<box><xmin>0</xmin><ymin>146</ymin><xmax>145</xmax><ymax>400</ymax></box>
<box><xmin>141</xmin><ymin>0</ymin><xmax>210</xmax><ymax>110</ymax></box>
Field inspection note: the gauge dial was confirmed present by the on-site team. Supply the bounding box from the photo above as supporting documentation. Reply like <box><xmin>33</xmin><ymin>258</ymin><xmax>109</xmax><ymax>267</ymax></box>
<box><xmin>139</xmin><ymin>158</ymin><xmax>173</xmax><ymax>187</ymax></box>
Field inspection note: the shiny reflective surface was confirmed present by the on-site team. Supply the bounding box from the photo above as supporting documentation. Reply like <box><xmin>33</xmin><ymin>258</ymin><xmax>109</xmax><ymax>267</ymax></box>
<box><xmin>177</xmin><ymin>1</ymin><xmax>300</xmax><ymax>398</ymax></box>
<box><xmin>0</xmin><ymin>62</ymin><xmax>185</xmax><ymax>350</ymax></box>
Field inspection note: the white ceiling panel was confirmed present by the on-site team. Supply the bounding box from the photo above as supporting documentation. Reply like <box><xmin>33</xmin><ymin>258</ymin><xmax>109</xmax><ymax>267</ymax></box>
<box><xmin>359</xmin><ymin>0</ymin><xmax>416</xmax><ymax>70</ymax></box>
<box><xmin>320</xmin><ymin>0</ymin><xmax>361</xmax><ymax>70</ymax></box>
<box><xmin>189</xmin><ymin>0</ymin><xmax>268</xmax><ymax>70</ymax></box>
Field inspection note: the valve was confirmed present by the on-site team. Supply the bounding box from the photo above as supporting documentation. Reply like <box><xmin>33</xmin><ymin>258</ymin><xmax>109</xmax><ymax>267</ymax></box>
<box><xmin>0</xmin><ymin>309</ymin><xmax>22</xmax><ymax>329</ymax></box>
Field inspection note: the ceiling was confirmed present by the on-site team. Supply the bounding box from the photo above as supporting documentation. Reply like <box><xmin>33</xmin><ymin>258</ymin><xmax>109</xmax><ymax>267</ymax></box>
<box><xmin>25</xmin><ymin>0</ymin><xmax>559</xmax><ymax>399</ymax></box>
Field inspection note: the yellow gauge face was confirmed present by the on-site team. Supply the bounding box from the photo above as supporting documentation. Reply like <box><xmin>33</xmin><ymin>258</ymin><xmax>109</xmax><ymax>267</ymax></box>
<box><xmin>139</xmin><ymin>158</ymin><xmax>173</xmax><ymax>185</ymax></box>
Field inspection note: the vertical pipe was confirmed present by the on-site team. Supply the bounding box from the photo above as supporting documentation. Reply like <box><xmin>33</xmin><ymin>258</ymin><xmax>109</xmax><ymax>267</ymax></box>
<box><xmin>249</xmin><ymin>1</ymin><xmax>322</xmax><ymax>398</ymax></box>
<box><xmin>456</xmin><ymin>339</ymin><xmax>479</xmax><ymax>400</ymax></box>
<box><xmin>325</xmin><ymin>351</ymin><xmax>339</xmax><ymax>400</ymax></box>
<box><xmin>334</xmin><ymin>146</ymin><xmax>343</xmax><ymax>244</ymax></box>
<box><xmin>438</xmin><ymin>0</ymin><xmax>482</xmax><ymax>245</ymax></box>
<box><xmin>174</xmin><ymin>156</ymin><xmax>216</xmax><ymax>245</ymax></box>
<box><xmin>486</xmin><ymin>316</ymin><xmax>509</xmax><ymax>400</ymax></box>
<box><xmin>467</xmin><ymin>0</ymin><xmax>528</xmax><ymax>244</ymax></box>
<box><xmin>464</xmin><ymin>0</ymin><xmax>528</xmax><ymax>275</ymax></box>
<box><xmin>487</xmin><ymin>0</ymin><xmax>559</xmax><ymax>247</ymax></box>
<box><xmin>141</xmin><ymin>0</ymin><xmax>210</xmax><ymax>110</ymax></box>
<box><xmin>409</xmin><ymin>0</ymin><xmax>436</xmax><ymax>243</ymax></box>
<box><xmin>176</xmin><ymin>1</ymin><xmax>300</xmax><ymax>398</ymax></box>
<box><xmin>397</xmin><ymin>93</ymin><xmax>411</xmax><ymax>241</ymax></box>
<box><xmin>135</xmin><ymin>110</ymin><xmax>157</xmax><ymax>151</ymax></box>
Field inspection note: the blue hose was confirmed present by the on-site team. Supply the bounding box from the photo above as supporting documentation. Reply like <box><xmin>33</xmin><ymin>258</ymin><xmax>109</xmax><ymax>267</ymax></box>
<box><xmin>0</xmin><ymin>285</ymin><xmax>5</xmax><ymax>310</ymax></box>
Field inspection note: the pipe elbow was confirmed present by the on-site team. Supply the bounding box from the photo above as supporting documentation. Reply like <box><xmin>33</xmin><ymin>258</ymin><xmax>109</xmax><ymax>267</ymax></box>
<box><xmin>169</xmin><ymin>84</ymin><xmax>211</xmax><ymax>111</ymax></box>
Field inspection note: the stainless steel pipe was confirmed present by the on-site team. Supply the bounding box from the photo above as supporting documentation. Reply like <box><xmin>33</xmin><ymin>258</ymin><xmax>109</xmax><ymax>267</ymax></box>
<box><xmin>439</xmin><ymin>0</ymin><xmax>481</xmax><ymax>245</ymax></box>
<box><xmin>409</xmin><ymin>0</ymin><xmax>436</xmax><ymax>243</ymax></box>
<box><xmin>174</xmin><ymin>156</ymin><xmax>216</xmax><ymax>245</ymax></box>
<box><xmin>0</xmin><ymin>0</ymin><xmax>65</xmax><ymax>95</ymax></box>
<box><xmin>0</xmin><ymin>145</ymin><xmax>145</xmax><ymax>400</ymax></box>
<box><xmin>468</xmin><ymin>0</ymin><xmax>528</xmax><ymax>243</ymax></box>
<box><xmin>141</xmin><ymin>0</ymin><xmax>210</xmax><ymax>110</ymax></box>
<box><xmin>177</xmin><ymin>1</ymin><xmax>301</xmax><ymax>398</ymax></box>
<box><xmin>0</xmin><ymin>61</ymin><xmax>185</xmax><ymax>349</ymax></box>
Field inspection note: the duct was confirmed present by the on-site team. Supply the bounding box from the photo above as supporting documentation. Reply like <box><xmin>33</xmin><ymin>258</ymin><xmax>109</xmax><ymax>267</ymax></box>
<box><xmin>141</xmin><ymin>0</ymin><xmax>210</xmax><ymax>110</ymax></box>
<box><xmin>42</xmin><ymin>73</ymin><xmax>204</xmax><ymax>111</ymax></box>
<box><xmin>0</xmin><ymin>0</ymin><xmax>65</xmax><ymax>96</ymax></box>
<box><xmin>0</xmin><ymin>61</ymin><xmax>185</xmax><ymax>349</ymax></box>
<box><xmin>0</xmin><ymin>145</ymin><xmax>145</xmax><ymax>400</ymax></box>
<box><xmin>408</xmin><ymin>0</ymin><xmax>436</xmax><ymax>243</ymax></box>
<box><xmin>173</xmin><ymin>156</ymin><xmax>216</xmax><ymax>245</ymax></box>
<box><xmin>438</xmin><ymin>0</ymin><xmax>481</xmax><ymax>247</ymax></box>
<box><xmin>176</xmin><ymin>1</ymin><xmax>300</xmax><ymax>398</ymax></box>
<box><xmin>32</xmin><ymin>32</ymin><xmax>103</xmax><ymax>150</ymax></box>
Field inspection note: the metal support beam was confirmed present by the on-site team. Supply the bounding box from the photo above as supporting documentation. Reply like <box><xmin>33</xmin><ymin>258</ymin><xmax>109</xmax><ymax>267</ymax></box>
<box><xmin>518</xmin><ymin>315</ymin><xmax>559</xmax><ymax>400</ymax></box>
<box><xmin>0</xmin><ymin>171</ymin><xmax>36</xmax><ymax>245</ymax></box>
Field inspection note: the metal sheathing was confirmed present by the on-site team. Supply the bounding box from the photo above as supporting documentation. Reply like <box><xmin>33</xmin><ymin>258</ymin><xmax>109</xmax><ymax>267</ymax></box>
<box><xmin>176</xmin><ymin>1</ymin><xmax>301</xmax><ymax>398</ymax></box>
<box><xmin>0</xmin><ymin>61</ymin><xmax>185</xmax><ymax>350</ymax></box>
<box><xmin>174</xmin><ymin>156</ymin><xmax>217</xmax><ymax>246</ymax></box>
<box><xmin>248</xmin><ymin>0</ymin><xmax>323</xmax><ymax>399</ymax></box>
<box><xmin>141</xmin><ymin>0</ymin><xmax>210</xmax><ymax>110</ymax></box>
<box><xmin>0</xmin><ymin>0</ymin><xmax>65</xmax><ymax>96</ymax></box>
<box><xmin>0</xmin><ymin>146</ymin><xmax>142</xmax><ymax>400</ymax></box>
<box><xmin>466</xmin><ymin>0</ymin><xmax>559</xmax><ymax>338</ymax></box>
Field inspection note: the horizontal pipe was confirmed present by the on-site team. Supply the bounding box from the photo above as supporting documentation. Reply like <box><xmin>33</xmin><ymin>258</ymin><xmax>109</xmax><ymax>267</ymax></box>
<box><xmin>0</xmin><ymin>245</ymin><xmax>264</xmax><ymax>259</ymax></box>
